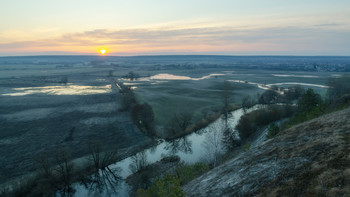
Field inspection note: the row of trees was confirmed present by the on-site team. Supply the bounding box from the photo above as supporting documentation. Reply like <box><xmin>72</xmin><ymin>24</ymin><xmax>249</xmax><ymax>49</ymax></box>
<box><xmin>164</xmin><ymin>112</ymin><xmax>193</xmax><ymax>139</ymax></box>
<box><xmin>118</xmin><ymin>82</ymin><xmax>157</xmax><ymax>136</ymax></box>
<box><xmin>235</xmin><ymin>105</ymin><xmax>296</xmax><ymax>140</ymax></box>
<box><xmin>123</xmin><ymin>71</ymin><xmax>140</xmax><ymax>81</ymax></box>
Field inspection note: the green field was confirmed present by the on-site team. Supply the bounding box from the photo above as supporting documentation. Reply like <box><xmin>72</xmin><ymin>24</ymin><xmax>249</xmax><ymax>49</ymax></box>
<box><xmin>122</xmin><ymin>68</ymin><xmax>334</xmax><ymax>128</ymax></box>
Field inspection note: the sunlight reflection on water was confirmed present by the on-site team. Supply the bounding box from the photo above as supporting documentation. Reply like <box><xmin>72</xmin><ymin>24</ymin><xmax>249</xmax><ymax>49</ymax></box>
<box><xmin>122</xmin><ymin>73</ymin><xmax>225</xmax><ymax>82</ymax></box>
<box><xmin>2</xmin><ymin>84</ymin><xmax>112</xmax><ymax>96</ymax></box>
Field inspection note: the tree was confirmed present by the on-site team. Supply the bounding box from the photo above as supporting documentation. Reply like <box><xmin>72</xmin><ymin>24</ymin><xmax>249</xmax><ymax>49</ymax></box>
<box><xmin>129</xmin><ymin>151</ymin><xmax>148</xmax><ymax>173</ymax></box>
<box><xmin>59</xmin><ymin>76</ymin><xmax>68</xmax><ymax>85</ymax></box>
<box><xmin>222</xmin><ymin>81</ymin><xmax>233</xmax><ymax>128</ymax></box>
<box><xmin>327</xmin><ymin>74</ymin><xmax>350</xmax><ymax>99</ymax></box>
<box><xmin>221</xmin><ymin>127</ymin><xmax>240</xmax><ymax>151</ymax></box>
<box><xmin>166</xmin><ymin>112</ymin><xmax>192</xmax><ymax>137</ymax></box>
<box><xmin>297</xmin><ymin>88</ymin><xmax>322</xmax><ymax>112</ymax></box>
<box><xmin>85</xmin><ymin>141</ymin><xmax>121</xmax><ymax>196</ymax></box>
<box><xmin>242</xmin><ymin>95</ymin><xmax>255</xmax><ymax>113</ymax></box>
<box><xmin>202</xmin><ymin>125</ymin><xmax>224</xmax><ymax>167</ymax></box>
<box><xmin>265</xmin><ymin>123</ymin><xmax>280</xmax><ymax>139</ymax></box>
<box><xmin>119</xmin><ymin>86</ymin><xmax>137</xmax><ymax>111</ymax></box>
<box><xmin>124</xmin><ymin>71</ymin><xmax>140</xmax><ymax>81</ymax></box>
<box><xmin>88</xmin><ymin>141</ymin><xmax>119</xmax><ymax>170</ymax></box>
<box><xmin>131</xmin><ymin>103</ymin><xmax>155</xmax><ymax>135</ymax></box>
<box><xmin>284</xmin><ymin>85</ymin><xmax>305</xmax><ymax>102</ymax></box>
<box><xmin>165</xmin><ymin>137</ymin><xmax>192</xmax><ymax>155</ymax></box>
<box><xmin>54</xmin><ymin>149</ymin><xmax>75</xmax><ymax>196</ymax></box>
<box><xmin>236</xmin><ymin>116</ymin><xmax>254</xmax><ymax>139</ymax></box>
<box><xmin>259</xmin><ymin>90</ymin><xmax>279</xmax><ymax>104</ymax></box>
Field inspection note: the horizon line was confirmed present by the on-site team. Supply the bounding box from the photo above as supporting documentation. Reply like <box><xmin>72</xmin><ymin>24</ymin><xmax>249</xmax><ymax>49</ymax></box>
<box><xmin>1</xmin><ymin>54</ymin><xmax>349</xmax><ymax>58</ymax></box>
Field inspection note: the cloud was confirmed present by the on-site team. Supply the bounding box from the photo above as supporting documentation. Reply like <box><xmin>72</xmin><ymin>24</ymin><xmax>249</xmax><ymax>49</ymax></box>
<box><xmin>1</xmin><ymin>23</ymin><xmax>349</xmax><ymax>55</ymax></box>
<box><xmin>313</xmin><ymin>23</ymin><xmax>343</xmax><ymax>27</ymax></box>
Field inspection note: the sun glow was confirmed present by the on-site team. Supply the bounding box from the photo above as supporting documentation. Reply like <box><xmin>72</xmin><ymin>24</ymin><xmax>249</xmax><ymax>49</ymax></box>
<box><xmin>99</xmin><ymin>49</ymin><xmax>107</xmax><ymax>55</ymax></box>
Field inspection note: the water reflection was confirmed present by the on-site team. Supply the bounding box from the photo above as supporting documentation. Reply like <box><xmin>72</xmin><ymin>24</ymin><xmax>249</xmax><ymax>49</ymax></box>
<box><xmin>122</xmin><ymin>73</ymin><xmax>224</xmax><ymax>82</ymax></box>
<box><xmin>272</xmin><ymin>74</ymin><xmax>319</xmax><ymax>78</ymax></box>
<box><xmin>72</xmin><ymin>106</ymin><xmax>263</xmax><ymax>196</ymax></box>
<box><xmin>2</xmin><ymin>85</ymin><xmax>111</xmax><ymax>96</ymax></box>
<box><xmin>80</xmin><ymin>167</ymin><xmax>122</xmax><ymax>197</ymax></box>
<box><xmin>164</xmin><ymin>136</ymin><xmax>192</xmax><ymax>155</ymax></box>
<box><xmin>57</xmin><ymin>187</ymin><xmax>75</xmax><ymax>197</ymax></box>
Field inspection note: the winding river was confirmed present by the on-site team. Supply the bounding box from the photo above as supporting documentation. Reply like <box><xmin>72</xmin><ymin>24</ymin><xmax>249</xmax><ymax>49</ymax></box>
<box><xmin>70</xmin><ymin>105</ymin><xmax>263</xmax><ymax>197</ymax></box>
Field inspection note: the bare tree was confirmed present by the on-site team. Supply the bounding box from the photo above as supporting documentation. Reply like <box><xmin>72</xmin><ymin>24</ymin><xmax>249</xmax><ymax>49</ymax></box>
<box><xmin>202</xmin><ymin>125</ymin><xmax>224</xmax><ymax>167</ymax></box>
<box><xmin>166</xmin><ymin>112</ymin><xmax>193</xmax><ymax>137</ymax></box>
<box><xmin>242</xmin><ymin>95</ymin><xmax>255</xmax><ymax>113</ymax></box>
<box><xmin>222</xmin><ymin>81</ymin><xmax>233</xmax><ymax>128</ymax></box>
<box><xmin>34</xmin><ymin>151</ymin><xmax>53</xmax><ymax>179</ymax></box>
<box><xmin>165</xmin><ymin>136</ymin><xmax>192</xmax><ymax>155</ymax></box>
<box><xmin>129</xmin><ymin>151</ymin><xmax>148</xmax><ymax>173</ymax></box>
<box><xmin>221</xmin><ymin>127</ymin><xmax>240</xmax><ymax>151</ymax></box>
<box><xmin>84</xmin><ymin>141</ymin><xmax>121</xmax><ymax>196</ymax></box>
<box><xmin>54</xmin><ymin>149</ymin><xmax>75</xmax><ymax>196</ymax></box>
<box><xmin>88</xmin><ymin>141</ymin><xmax>119</xmax><ymax>171</ymax></box>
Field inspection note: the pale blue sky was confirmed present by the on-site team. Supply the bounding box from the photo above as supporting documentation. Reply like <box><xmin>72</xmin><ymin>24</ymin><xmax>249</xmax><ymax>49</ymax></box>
<box><xmin>0</xmin><ymin>0</ymin><xmax>349</xmax><ymax>55</ymax></box>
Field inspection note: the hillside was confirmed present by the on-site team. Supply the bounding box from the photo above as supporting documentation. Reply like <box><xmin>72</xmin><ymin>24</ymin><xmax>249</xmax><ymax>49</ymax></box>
<box><xmin>183</xmin><ymin>107</ymin><xmax>350</xmax><ymax>196</ymax></box>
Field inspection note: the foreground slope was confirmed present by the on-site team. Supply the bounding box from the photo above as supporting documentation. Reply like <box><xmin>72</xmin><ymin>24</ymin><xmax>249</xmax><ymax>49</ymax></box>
<box><xmin>184</xmin><ymin>107</ymin><xmax>350</xmax><ymax>196</ymax></box>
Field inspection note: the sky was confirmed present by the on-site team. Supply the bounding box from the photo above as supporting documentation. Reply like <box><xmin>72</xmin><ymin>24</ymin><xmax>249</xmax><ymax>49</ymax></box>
<box><xmin>0</xmin><ymin>0</ymin><xmax>349</xmax><ymax>56</ymax></box>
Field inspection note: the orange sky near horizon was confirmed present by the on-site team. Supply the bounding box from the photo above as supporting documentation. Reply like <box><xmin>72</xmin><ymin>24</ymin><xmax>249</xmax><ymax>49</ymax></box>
<box><xmin>0</xmin><ymin>0</ymin><xmax>349</xmax><ymax>56</ymax></box>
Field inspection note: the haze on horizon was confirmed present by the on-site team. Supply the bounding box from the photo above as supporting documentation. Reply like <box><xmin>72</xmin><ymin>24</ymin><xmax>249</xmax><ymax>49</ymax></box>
<box><xmin>0</xmin><ymin>0</ymin><xmax>349</xmax><ymax>56</ymax></box>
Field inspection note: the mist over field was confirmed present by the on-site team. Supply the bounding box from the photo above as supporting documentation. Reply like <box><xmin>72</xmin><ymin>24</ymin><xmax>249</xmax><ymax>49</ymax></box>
<box><xmin>0</xmin><ymin>55</ymin><xmax>349</xmax><ymax>196</ymax></box>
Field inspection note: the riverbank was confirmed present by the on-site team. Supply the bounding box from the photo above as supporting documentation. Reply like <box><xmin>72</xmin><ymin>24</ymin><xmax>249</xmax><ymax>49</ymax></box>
<box><xmin>164</xmin><ymin>105</ymin><xmax>240</xmax><ymax>141</ymax></box>
<box><xmin>0</xmin><ymin>139</ymin><xmax>156</xmax><ymax>196</ymax></box>
<box><xmin>126</xmin><ymin>156</ymin><xmax>180</xmax><ymax>196</ymax></box>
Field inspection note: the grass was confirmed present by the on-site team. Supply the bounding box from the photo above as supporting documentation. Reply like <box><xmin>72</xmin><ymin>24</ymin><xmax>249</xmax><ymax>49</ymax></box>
<box><xmin>134</xmin><ymin>79</ymin><xmax>260</xmax><ymax>127</ymax></box>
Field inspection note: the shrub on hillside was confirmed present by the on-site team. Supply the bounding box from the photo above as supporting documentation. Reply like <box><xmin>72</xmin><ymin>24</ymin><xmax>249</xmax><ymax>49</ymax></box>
<box><xmin>236</xmin><ymin>105</ymin><xmax>295</xmax><ymax>140</ymax></box>
<box><xmin>266</xmin><ymin>123</ymin><xmax>281</xmax><ymax>139</ymax></box>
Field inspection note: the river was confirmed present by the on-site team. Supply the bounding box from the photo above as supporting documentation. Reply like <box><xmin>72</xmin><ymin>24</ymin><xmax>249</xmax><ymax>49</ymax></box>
<box><xmin>69</xmin><ymin>105</ymin><xmax>263</xmax><ymax>197</ymax></box>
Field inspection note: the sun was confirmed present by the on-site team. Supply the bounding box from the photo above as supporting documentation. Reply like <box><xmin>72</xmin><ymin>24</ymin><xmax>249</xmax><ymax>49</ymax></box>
<box><xmin>99</xmin><ymin>49</ymin><xmax>107</xmax><ymax>55</ymax></box>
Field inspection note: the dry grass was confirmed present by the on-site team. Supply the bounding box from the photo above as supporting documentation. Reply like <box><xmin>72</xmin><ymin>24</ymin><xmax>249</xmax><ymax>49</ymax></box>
<box><xmin>184</xmin><ymin>107</ymin><xmax>350</xmax><ymax>197</ymax></box>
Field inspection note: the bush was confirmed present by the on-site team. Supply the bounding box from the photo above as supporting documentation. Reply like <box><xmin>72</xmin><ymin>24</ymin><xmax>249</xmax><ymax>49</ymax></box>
<box><xmin>137</xmin><ymin>174</ymin><xmax>185</xmax><ymax>197</ymax></box>
<box><xmin>259</xmin><ymin>90</ymin><xmax>279</xmax><ymax>104</ymax></box>
<box><xmin>236</xmin><ymin>105</ymin><xmax>296</xmax><ymax>140</ymax></box>
<box><xmin>285</xmin><ymin>89</ymin><xmax>327</xmax><ymax>128</ymax></box>
<box><xmin>266</xmin><ymin>123</ymin><xmax>280</xmax><ymax>139</ymax></box>
<box><xmin>136</xmin><ymin>162</ymin><xmax>209</xmax><ymax>197</ymax></box>
<box><xmin>242</xmin><ymin>143</ymin><xmax>251</xmax><ymax>152</ymax></box>
<box><xmin>175</xmin><ymin>162</ymin><xmax>210</xmax><ymax>185</ymax></box>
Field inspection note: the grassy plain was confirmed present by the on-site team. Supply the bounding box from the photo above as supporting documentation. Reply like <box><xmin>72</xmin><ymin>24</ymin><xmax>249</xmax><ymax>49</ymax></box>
<box><xmin>0</xmin><ymin>55</ymin><xmax>344</xmax><ymax>186</ymax></box>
